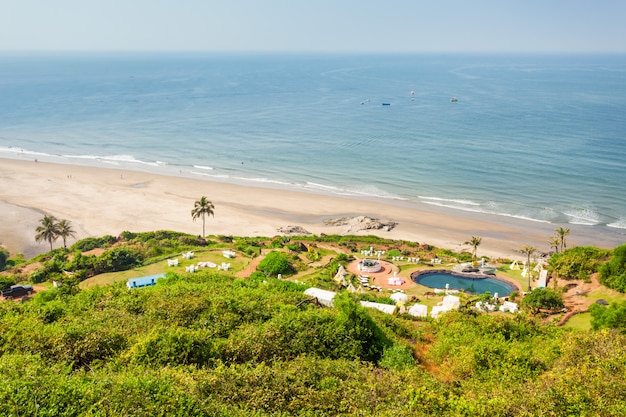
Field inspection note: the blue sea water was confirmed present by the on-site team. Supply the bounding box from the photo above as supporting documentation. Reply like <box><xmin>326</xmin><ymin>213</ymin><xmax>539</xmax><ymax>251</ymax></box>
<box><xmin>1</xmin><ymin>52</ymin><xmax>625</xmax><ymax>238</ymax></box>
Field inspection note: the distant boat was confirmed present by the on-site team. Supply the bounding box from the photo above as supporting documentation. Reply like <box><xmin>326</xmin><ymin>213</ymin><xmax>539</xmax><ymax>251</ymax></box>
<box><xmin>382</xmin><ymin>103</ymin><xmax>391</xmax><ymax>106</ymax></box>
<box><xmin>450</xmin><ymin>97</ymin><xmax>458</xmax><ymax>102</ymax></box>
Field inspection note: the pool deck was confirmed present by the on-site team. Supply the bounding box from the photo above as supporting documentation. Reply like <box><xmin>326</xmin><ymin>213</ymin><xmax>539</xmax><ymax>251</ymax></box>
<box><xmin>347</xmin><ymin>259</ymin><xmax>416</xmax><ymax>291</ymax></box>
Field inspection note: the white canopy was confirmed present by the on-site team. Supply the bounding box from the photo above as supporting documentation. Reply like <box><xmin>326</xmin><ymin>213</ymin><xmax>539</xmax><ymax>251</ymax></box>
<box><xmin>407</xmin><ymin>304</ymin><xmax>428</xmax><ymax>318</ymax></box>
<box><xmin>390</xmin><ymin>292</ymin><xmax>408</xmax><ymax>304</ymax></box>
<box><xmin>303</xmin><ymin>287</ymin><xmax>337</xmax><ymax>307</ymax></box>
<box><xmin>360</xmin><ymin>301</ymin><xmax>397</xmax><ymax>315</ymax></box>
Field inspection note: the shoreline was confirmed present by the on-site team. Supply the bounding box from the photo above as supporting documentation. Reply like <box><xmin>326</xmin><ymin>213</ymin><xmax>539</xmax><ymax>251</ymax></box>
<box><xmin>1</xmin><ymin>157</ymin><xmax>623</xmax><ymax>259</ymax></box>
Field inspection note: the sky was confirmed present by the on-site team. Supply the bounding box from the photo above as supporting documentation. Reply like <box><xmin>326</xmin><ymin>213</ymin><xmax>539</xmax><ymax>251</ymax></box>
<box><xmin>1</xmin><ymin>0</ymin><xmax>625</xmax><ymax>53</ymax></box>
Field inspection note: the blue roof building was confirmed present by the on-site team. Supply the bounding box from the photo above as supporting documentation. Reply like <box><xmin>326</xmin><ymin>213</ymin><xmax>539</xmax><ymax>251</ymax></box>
<box><xmin>126</xmin><ymin>274</ymin><xmax>165</xmax><ymax>289</ymax></box>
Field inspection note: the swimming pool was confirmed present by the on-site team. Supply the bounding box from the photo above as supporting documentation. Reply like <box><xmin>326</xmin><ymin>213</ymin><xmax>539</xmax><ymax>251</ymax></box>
<box><xmin>411</xmin><ymin>271</ymin><xmax>517</xmax><ymax>296</ymax></box>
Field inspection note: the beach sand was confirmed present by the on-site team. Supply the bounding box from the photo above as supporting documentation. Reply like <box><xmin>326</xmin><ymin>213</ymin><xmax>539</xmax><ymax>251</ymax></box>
<box><xmin>0</xmin><ymin>157</ymin><xmax>621</xmax><ymax>259</ymax></box>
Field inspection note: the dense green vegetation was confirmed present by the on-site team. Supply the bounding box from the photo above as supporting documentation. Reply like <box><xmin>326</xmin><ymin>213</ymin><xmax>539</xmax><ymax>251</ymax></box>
<box><xmin>600</xmin><ymin>243</ymin><xmax>626</xmax><ymax>292</ymax></box>
<box><xmin>520</xmin><ymin>287</ymin><xmax>565</xmax><ymax>314</ymax></box>
<box><xmin>2</xmin><ymin>231</ymin><xmax>626</xmax><ymax>415</ymax></box>
<box><xmin>0</xmin><ymin>270</ymin><xmax>625</xmax><ymax>416</ymax></box>
<box><xmin>549</xmin><ymin>246</ymin><xmax>610</xmax><ymax>281</ymax></box>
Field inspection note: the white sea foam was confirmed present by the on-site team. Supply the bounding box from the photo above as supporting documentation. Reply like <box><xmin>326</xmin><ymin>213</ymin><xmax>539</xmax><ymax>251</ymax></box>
<box><xmin>193</xmin><ymin>165</ymin><xmax>214</xmax><ymax>170</ymax></box>
<box><xmin>0</xmin><ymin>146</ymin><xmax>50</xmax><ymax>157</ymax></box>
<box><xmin>231</xmin><ymin>176</ymin><xmax>294</xmax><ymax>187</ymax></box>
<box><xmin>607</xmin><ymin>218</ymin><xmax>626</xmax><ymax>230</ymax></box>
<box><xmin>420</xmin><ymin>197</ymin><xmax>553</xmax><ymax>223</ymax></box>
<box><xmin>62</xmin><ymin>154</ymin><xmax>100</xmax><ymax>160</ymax></box>
<box><xmin>305</xmin><ymin>182</ymin><xmax>340</xmax><ymax>192</ymax></box>
<box><xmin>190</xmin><ymin>171</ymin><xmax>230</xmax><ymax>179</ymax></box>
<box><xmin>419</xmin><ymin>196</ymin><xmax>480</xmax><ymax>206</ymax></box>
<box><xmin>563</xmin><ymin>208</ymin><xmax>601</xmax><ymax>226</ymax></box>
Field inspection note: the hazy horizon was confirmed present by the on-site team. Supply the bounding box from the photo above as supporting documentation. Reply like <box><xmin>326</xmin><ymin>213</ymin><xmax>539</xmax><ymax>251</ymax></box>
<box><xmin>1</xmin><ymin>1</ymin><xmax>625</xmax><ymax>53</ymax></box>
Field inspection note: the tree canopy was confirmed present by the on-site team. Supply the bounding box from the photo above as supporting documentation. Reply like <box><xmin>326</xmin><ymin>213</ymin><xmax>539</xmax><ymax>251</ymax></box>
<box><xmin>599</xmin><ymin>244</ymin><xmax>626</xmax><ymax>292</ymax></box>
<box><xmin>191</xmin><ymin>196</ymin><xmax>215</xmax><ymax>237</ymax></box>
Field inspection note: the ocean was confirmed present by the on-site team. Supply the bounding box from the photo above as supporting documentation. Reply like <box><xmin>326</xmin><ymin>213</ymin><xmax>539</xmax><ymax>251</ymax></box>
<box><xmin>1</xmin><ymin>52</ymin><xmax>625</xmax><ymax>241</ymax></box>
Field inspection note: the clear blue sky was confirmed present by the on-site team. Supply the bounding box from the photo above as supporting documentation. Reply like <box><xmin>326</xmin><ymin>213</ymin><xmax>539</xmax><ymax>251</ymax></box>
<box><xmin>1</xmin><ymin>0</ymin><xmax>625</xmax><ymax>53</ymax></box>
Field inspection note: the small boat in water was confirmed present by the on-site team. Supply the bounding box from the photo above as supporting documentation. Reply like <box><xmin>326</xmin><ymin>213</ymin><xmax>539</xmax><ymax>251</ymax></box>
<box><xmin>450</xmin><ymin>97</ymin><xmax>458</xmax><ymax>102</ymax></box>
<box><xmin>382</xmin><ymin>103</ymin><xmax>391</xmax><ymax>106</ymax></box>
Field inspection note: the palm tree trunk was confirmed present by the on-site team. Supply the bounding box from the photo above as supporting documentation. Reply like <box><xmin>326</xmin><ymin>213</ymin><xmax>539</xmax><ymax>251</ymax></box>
<box><xmin>527</xmin><ymin>254</ymin><xmax>531</xmax><ymax>291</ymax></box>
<box><xmin>202</xmin><ymin>215</ymin><xmax>206</xmax><ymax>237</ymax></box>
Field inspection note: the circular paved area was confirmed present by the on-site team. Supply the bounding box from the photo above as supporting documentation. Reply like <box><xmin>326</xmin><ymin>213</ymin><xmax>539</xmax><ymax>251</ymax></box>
<box><xmin>347</xmin><ymin>259</ymin><xmax>416</xmax><ymax>291</ymax></box>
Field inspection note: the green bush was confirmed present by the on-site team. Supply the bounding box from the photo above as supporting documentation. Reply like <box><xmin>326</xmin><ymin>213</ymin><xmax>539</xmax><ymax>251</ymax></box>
<box><xmin>257</xmin><ymin>251</ymin><xmax>295</xmax><ymax>277</ymax></box>
<box><xmin>29</xmin><ymin>267</ymin><xmax>50</xmax><ymax>284</ymax></box>
<box><xmin>128</xmin><ymin>327</ymin><xmax>215</xmax><ymax>366</ymax></box>
<box><xmin>590</xmin><ymin>301</ymin><xmax>626</xmax><ymax>332</ymax></box>
<box><xmin>94</xmin><ymin>247</ymin><xmax>143</xmax><ymax>274</ymax></box>
<box><xmin>599</xmin><ymin>244</ymin><xmax>626</xmax><ymax>292</ymax></box>
<box><xmin>269</xmin><ymin>237</ymin><xmax>284</xmax><ymax>248</ymax></box>
<box><xmin>0</xmin><ymin>275</ymin><xmax>16</xmax><ymax>291</ymax></box>
<box><xmin>0</xmin><ymin>248</ymin><xmax>8</xmax><ymax>271</ymax></box>
<box><xmin>71</xmin><ymin>235</ymin><xmax>116</xmax><ymax>252</ymax></box>
<box><xmin>380</xmin><ymin>344</ymin><xmax>416</xmax><ymax>370</ymax></box>
<box><xmin>521</xmin><ymin>288</ymin><xmax>565</xmax><ymax>314</ymax></box>
<box><xmin>549</xmin><ymin>246</ymin><xmax>608</xmax><ymax>281</ymax></box>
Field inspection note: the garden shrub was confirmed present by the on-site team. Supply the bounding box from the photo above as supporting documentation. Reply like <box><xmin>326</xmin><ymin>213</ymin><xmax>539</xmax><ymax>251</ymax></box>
<box><xmin>257</xmin><ymin>251</ymin><xmax>295</xmax><ymax>277</ymax></box>
<box><xmin>549</xmin><ymin>246</ymin><xmax>608</xmax><ymax>281</ymax></box>
<box><xmin>599</xmin><ymin>244</ymin><xmax>626</xmax><ymax>292</ymax></box>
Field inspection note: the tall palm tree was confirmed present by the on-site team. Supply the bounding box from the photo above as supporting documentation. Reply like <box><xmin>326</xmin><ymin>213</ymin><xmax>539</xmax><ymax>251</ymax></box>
<box><xmin>555</xmin><ymin>227</ymin><xmax>570</xmax><ymax>253</ymax></box>
<box><xmin>56</xmin><ymin>219</ymin><xmax>76</xmax><ymax>249</ymax></box>
<box><xmin>464</xmin><ymin>236</ymin><xmax>482</xmax><ymax>264</ymax></box>
<box><xmin>191</xmin><ymin>196</ymin><xmax>215</xmax><ymax>237</ymax></box>
<box><xmin>519</xmin><ymin>244</ymin><xmax>536</xmax><ymax>292</ymax></box>
<box><xmin>35</xmin><ymin>215</ymin><xmax>59</xmax><ymax>252</ymax></box>
<box><xmin>548</xmin><ymin>235</ymin><xmax>560</xmax><ymax>253</ymax></box>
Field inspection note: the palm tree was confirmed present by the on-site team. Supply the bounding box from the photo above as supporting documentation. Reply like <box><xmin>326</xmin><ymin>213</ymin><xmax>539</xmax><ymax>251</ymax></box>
<box><xmin>548</xmin><ymin>235</ymin><xmax>560</xmax><ymax>253</ymax></box>
<box><xmin>519</xmin><ymin>245</ymin><xmax>536</xmax><ymax>292</ymax></box>
<box><xmin>56</xmin><ymin>219</ymin><xmax>76</xmax><ymax>249</ymax></box>
<box><xmin>191</xmin><ymin>196</ymin><xmax>215</xmax><ymax>237</ymax></box>
<box><xmin>555</xmin><ymin>227</ymin><xmax>570</xmax><ymax>253</ymax></box>
<box><xmin>35</xmin><ymin>215</ymin><xmax>59</xmax><ymax>252</ymax></box>
<box><xmin>464</xmin><ymin>236</ymin><xmax>482</xmax><ymax>264</ymax></box>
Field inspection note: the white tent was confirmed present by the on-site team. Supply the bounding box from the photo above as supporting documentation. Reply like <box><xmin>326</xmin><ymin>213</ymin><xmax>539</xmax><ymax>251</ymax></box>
<box><xmin>430</xmin><ymin>305</ymin><xmax>448</xmax><ymax>318</ymax></box>
<box><xmin>303</xmin><ymin>287</ymin><xmax>337</xmax><ymax>307</ymax></box>
<box><xmin>360</xmin><ymin>301</ymin><xmax>397</xmax><ymax>315</ymax></box>
<box><xmin>334</xmin><ymin>265</ymin><xmax>347</xmax><ymax>283</ymax></box>
<box><xmin>390</xmin><ymin>292</ymin><xmax>408</xmax><ymax>304</ymax></box>
<box><xmin>431</xmin><ymin>295</ymin><xmax>461</xmax><ymax>318</ymax></box>
<box><xmin>442</xmin><ymin>295</ymin><xmax>461</xmax><ymax>309</ymax></box>
<box><xmin>499</xmin><ymin>301</ymin><xmax>519</xmax><ymax>313</ymax></box>
<box><xmin>407</xmin><ymin>304</ymin><xmax>428</xmax><ymax>318</ymax></box>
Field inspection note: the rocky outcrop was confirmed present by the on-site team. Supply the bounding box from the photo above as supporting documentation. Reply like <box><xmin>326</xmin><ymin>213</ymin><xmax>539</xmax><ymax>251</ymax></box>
<box><xmin>323</xmin><ymin>216</ymin><xmax>397</xmax><ymax>234</ymax></box>
<box><xmin>276</xmin><ymin>225</ymin><xmax>311</xmax><ymax>235</ymax></box>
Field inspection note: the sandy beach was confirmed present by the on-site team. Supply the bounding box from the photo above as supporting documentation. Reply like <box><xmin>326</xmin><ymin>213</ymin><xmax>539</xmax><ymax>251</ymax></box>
<box><xmin>1</xmin><ymin>157</ymin><xmax>623</xmax><ymax>259</ymax></box>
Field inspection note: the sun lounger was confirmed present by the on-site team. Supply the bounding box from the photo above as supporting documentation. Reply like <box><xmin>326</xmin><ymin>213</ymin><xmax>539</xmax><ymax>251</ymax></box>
<box><xmin>167</xmin><ymin>258</ymin><xmax>179</xmax><ymax>267</ymax></box>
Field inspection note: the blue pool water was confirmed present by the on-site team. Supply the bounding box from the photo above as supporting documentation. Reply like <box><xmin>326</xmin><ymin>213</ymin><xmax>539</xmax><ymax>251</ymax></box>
<box><xmin>412</xmin><ymin>272</ymin><xmax>516</xmax><ymax>296</ymax></box>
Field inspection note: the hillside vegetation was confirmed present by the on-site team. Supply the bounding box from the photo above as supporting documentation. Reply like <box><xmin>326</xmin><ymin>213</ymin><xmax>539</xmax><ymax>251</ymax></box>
<box><xmin>1</xmin><ymin>232</ymin><xmax>626</xmax><ymax>416</ymax></box>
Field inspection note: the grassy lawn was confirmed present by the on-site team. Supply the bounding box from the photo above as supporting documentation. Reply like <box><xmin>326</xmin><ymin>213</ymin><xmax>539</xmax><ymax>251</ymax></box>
<box><xmin>587</xmin><ymin>285</ymin><xmax>625</xmax><ymax>304</ymax></box>
<box><xmin>80</xmin><ymin>249</ymin><xmax>252</xmax><ymax>289</ymax></box>
<box><xmin>563</xmin><ymin>312</ymin><xmax>593</xmax><ymax>331</ymax></box>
